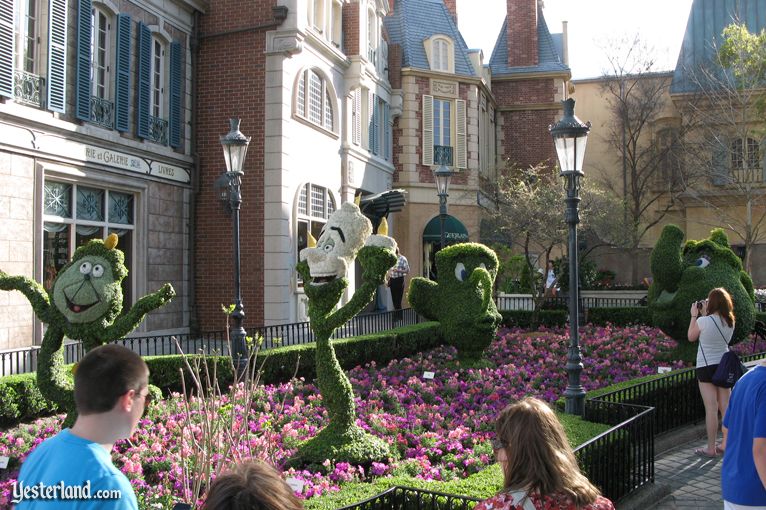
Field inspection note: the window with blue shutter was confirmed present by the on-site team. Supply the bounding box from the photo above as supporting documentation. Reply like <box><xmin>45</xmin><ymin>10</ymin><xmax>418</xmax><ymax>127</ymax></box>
<box><xmin>0</xmin><ymin>0</ymin><xmax>14</xmax><ymax>99</ymax></box>
<box><xmin>169</xmin><ymin>41</ymin><xmax>182</xmax><ymax>147</ymax></box>
<box><xmin>47</xmin><ymin>0</ymin><xmax>68</xmax><ymax>113</ymax></box>
<box><xmin>136</xmin><ymin>22</ymin><xmax>151</xmax><ymax>139</ymax></box>
<box><xmin>115</xmin><ymin>14</ymin><xmax>131</xmax><ymax>132</ymax></box>
<box><xmin>75</xmin><ymin>0</ymin><xmax>92</xmax><ymax>121</ymax></box>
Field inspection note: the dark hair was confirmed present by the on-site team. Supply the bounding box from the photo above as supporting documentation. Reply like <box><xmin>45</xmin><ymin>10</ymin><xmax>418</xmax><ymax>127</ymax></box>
<box><xmin>495</xmin><ymin>398</ymin><xmax>601</xmax><ymax>507</ymax></box>
<box><xmin>201</xmin><ymin>459</ymin><xmax>303</xmax><ymax>510</ymax></box>
<box><xmin>74</xmin><ymin>344</ymin><xmax>148</xmax><ymax>415</ymax></box>
<box><xmin>707</xmin><ymin>287</ymin><xmax>735</xmax><ymax>328</ymax></box>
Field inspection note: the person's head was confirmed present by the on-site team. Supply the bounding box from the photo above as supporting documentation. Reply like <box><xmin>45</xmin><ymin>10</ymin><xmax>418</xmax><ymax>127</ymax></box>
<box><xmin>493</xmin><ymin>398</ymin><xmax>601</xmax><ymax>506</ymax></box>
<box><xmin>706</xmin><ymin>287</ymin><xmax>735</xmax><ymax>327</ymax></box>
<box><xmin>201</xmin><ymin>459</ymin><xmax>303</xmax><ymax>510</ymax></box>
<box><xmin>547</xmin><ymin>261</ymin><xmax>554</xmax><ymax>269</ymax></box>
<box><xmin>74</xmin><ymin>344</ymin><xmax>150</xmax><ymax>434</ymax></box>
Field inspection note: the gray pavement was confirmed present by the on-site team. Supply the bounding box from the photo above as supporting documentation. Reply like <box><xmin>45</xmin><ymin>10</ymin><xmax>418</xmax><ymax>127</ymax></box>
<box><xmin>651</xmin><ymin>435</ymin><xmax>724</xmax><ymax>509</ymax></box>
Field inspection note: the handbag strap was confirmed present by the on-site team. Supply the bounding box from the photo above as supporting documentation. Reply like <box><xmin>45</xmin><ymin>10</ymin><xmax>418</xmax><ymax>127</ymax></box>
<box><xmin>710</xmin><ymin>315</ymin><xmax>732</xmax><ymax>348</ymax></box>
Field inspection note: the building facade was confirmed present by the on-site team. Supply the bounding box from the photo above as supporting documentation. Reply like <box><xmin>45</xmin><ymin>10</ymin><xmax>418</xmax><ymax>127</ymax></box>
<box><xmin>0</xmin><ymin>0</ymin><xmax>206</xmax><ymax>350</ymax></box>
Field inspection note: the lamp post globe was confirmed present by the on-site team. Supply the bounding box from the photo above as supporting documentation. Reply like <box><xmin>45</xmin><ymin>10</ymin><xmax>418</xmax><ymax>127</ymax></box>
<box><xmin>549</xmin><ymin>98</ymin><xmax>590</xmax><ymax>416</ymax></box>
<box><xmin>219</xmin><ymin>118</ymin><xmax>251</xmax><ymax>377</ymax></box>
<box><xmin>433</xmin><ymin>164</ymin><xmax>453</xmax><ymax>250</ymax></box>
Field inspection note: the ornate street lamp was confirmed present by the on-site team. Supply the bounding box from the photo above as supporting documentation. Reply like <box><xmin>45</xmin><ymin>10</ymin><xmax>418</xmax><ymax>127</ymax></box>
<box><xmin>549</xmin><ymin>98</ymin><xmax>591</xmax><ymax>415</ymax></box>
<box><xmin>433</xmin><ymin>164</ymin><xmax>453</xmax><ymax>249</ymax></box>
<box><xmin>219</xmin><ymin>118</ymin><xmax>251</xmax><ymax>376</ymax></box>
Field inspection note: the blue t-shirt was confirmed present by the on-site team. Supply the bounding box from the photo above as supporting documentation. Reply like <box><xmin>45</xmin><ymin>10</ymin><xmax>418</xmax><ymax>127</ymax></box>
<box><xmin>722</xmin><ymin>364</ymin><xmax>766</xmax><ymax>505</ymax></box>
<box><xmin>14</xmin><ymin>428</ymin><xmax>137</xmax><ymax>509</ymax></box>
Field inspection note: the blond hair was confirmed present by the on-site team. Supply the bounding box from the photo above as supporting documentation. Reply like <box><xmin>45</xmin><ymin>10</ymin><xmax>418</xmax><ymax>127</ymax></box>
<box><xmin>495</xmin><ymin>397</ymin><xmax>601</xmax><ymax>507</ymax></box>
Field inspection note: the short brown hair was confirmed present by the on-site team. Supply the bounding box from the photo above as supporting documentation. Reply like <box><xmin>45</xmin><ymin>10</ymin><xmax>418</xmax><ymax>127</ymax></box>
<box><xmin>201</xmin><ymin>460</ymin><xmax>303</xmax><ymax>510</ymax></box>
<box><xmin>706</xmin><ymin>287</ymin><xmax>735</xmax><ymax>328</ymax></box>
<box><xmin>74</xmin><ymin>344</ymin><xmax>148</xmax><ymax>415</ymax></box>
<box><xmin>495</xmin><ymin>398</ymin><xmax>601</xmax><ymax>507</ymax></box>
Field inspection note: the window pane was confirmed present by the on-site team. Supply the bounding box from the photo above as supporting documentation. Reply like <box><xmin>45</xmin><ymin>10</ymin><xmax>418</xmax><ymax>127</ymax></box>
<box><xmin>297</xmin><ymin>221</ymin><xmax>308</xmax><ymax>264</ymax></box>
<box><xmin>109</xmin><ymin>228</ymin><xmax>132</xmax><ymax>306</ymax></box>
<box><xmin>327</xmin><ymin>193</ymin><xmax>336</xmax><ymax>215</ymax></box>
<box><xmin>298</xmin><ymin>184</ymin><xmax>308</xmax><ymax>215</ymax></box>
<box><xmin>43</xmin><ymin>223</ymin><xmax>70</xmax><ymax>291</ymax></box>
<box><xmin>732</xmin><ymin>139</ymin><xmax>744</xmax><ymax>170</ymax></box>
<box><xmin>324</xmin><ymin>89</ymin><xmax>333</xmax><ymax>130</ymax></box>
<box><xmin>297</xmin><ymin>72</ymin><xmax>305</xmax><ymax>117</ymax></box>
<box><xmin>310</xmin><ymin>220</ymin><xmax>324</xmax><ymax>242</ymax></box>
<box><xmin>311</xmin><ymin>184</ymin><xmax>325</xmax><ymax>217</ymax></box>
<box><xmin>747</xmin><ymin>138</ymin><xmax>759</xmax><ymax>169</ymax></box>
<box><xmin>76</xmin><ymin>225</ymin><xmax>103</xmax><ymax>247</ymax></box>
<box><xmin>108</xmin><ymin>191</ymin><xmax>134</xmax><ymax>225</ymax></box>
<box><xmin>76</xmin><ymin>187</ymin><xmax>105</xmax><ymax>221</ymax></box>
<box><xmin>434</xmin><ymin>101</ymin><xmax>441</xmax><ymax>145</ymax></box>
<box><xmin>309</xmin><ymin>72</ymin><xmax>323</xmax><ymax>125</ymax></box>
<box><xmin>443</xmin><ymin>101</ymin><xmax>451</xmax><ymax>146</ymax></box>
<box><xmin>44</xmin><ymin>181</ymin><xmax>72</xmax><ymax>217</ymax></box>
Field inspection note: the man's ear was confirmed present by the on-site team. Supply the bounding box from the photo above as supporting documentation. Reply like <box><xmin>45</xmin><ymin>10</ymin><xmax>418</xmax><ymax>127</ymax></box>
<box><xmin>119</xmin><ymin>389</ymin><xmax>137</xmax><ymax>413</ymax></box>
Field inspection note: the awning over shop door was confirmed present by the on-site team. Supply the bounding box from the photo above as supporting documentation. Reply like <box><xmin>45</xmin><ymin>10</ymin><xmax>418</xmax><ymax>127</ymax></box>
<box><xmin>422</xmin><ymin>215</ymin><xmax>469</xmax><ymax>243</ymax></box>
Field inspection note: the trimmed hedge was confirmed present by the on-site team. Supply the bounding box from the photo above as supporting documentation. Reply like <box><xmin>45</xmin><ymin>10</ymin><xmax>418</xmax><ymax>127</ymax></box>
<box><xmin>500</xmin><ymin>310</ymin><xmax>567</xmax><ymax>328</ymax></box>
<box><xmin>0</xmin><ymin>322</ymin><xmax>443</xmax><ymax>426</ymax></box>
<box><xmin>587</xmin><ymin>307</ymin><xmax>652</xmax><ymax>327</ymax></box>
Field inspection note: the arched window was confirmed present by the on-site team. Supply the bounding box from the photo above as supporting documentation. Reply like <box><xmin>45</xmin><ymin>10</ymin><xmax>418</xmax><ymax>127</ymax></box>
<box><xmin>731</xmin><ymin>137</ymin><xmax>760</xmax><ymax>170</ymax></box>
<box><xmin>296</xmin><ymin>184</ymin><xmax>337</xmax><ymax>284</ymax></box>
<box><xmin>295</xmin><ymin>69</ymin><xmax>335</xmax><ymax>132</ymax></box>
<box><xmin>433</xmin><ymin>38</ymin><xmax>449</xmax><ymax>71</ymax></box>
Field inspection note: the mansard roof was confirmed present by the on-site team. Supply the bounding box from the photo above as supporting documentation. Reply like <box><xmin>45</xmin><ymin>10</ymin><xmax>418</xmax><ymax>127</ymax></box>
<box><xmin>488</xmin><ymin>5</ymin><xmax>569</xmax><ymax>77</ymax></box>
<box><xmin>671</xmin><ymin>0</ymin><xmax>766</xmax><ymax>94</ymax></box>
<box><xmin>383</xmin><ymin>0</ymin><xmax>478</xmax><ymax>77</ymax></box>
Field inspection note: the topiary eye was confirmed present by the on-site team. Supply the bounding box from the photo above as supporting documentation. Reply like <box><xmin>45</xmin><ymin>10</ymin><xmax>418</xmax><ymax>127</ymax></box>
<box><xmin>92</xmin><ymin>264</ymin><xmax>105</xmax><ymax>278</ymax></box>
<box><xmin>695</xmin><ymin>256</ymin><xmax>710</xmax><ymax>268</ymax></box>
<box><xmin>454</xmin><ymin>262</ymin><xmax>467</xmax><ymax>282</ymax></box>
<box><xmin>79</xmin><ymin>262</ymin><xmax>92</xmax><ymax>275</ymax></box>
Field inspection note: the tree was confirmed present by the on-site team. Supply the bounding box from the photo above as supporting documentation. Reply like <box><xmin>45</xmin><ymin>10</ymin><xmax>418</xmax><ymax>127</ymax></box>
<box><xmin>676</xmin><ymin>23</ymin><xmax>766</xmax><ymax>273</ymax></box>
<box><xmin>593</xmin><ymin>35</ymin><xmax>697</xmax><ymax>284</ymax></box>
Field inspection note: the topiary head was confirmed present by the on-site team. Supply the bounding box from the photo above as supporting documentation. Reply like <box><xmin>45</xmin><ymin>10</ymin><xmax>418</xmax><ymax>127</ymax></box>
<box><xmin>52</xmin><ymin>234</ymin><xmax>127</xmax><ymax>325</ymax></box>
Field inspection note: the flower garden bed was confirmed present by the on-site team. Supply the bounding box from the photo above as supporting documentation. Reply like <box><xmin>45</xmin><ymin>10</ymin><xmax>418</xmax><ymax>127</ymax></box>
<box><xmin>0</xmin><ymin>324</ymin><xmax>686</xmax><ymax>509</ymax></box>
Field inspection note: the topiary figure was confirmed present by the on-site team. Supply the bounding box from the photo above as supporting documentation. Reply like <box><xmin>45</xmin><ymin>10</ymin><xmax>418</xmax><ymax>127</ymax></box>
<box><xmin>294</xmin><ymin>202</ymin><xmax>397</xmax><ymax>466</ymax></box>
<box><xmin>648</xmin><ymin>224</ymin><xmax>755</xmax><ymax>345</ymax></box>
<box><xmin>0</xmin><ymin>234</ymin><xmax>175</xmax><ymax>425</ymax></box>
<box><xmin>408</xmin><ymin>242</ymin><xmax>502</xmax><ymax>361</ymax></box>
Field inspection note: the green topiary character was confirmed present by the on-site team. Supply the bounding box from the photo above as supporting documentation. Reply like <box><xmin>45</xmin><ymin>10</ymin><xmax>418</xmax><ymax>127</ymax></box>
<box><xmin>294</xmin><ymin>202</ymin><xmax>397</xmax><ymax>466</ymax></box>
<box><xmin>407</xmin><ymin>242</ymin><xmax>502</xmax><ymax>361</ymax></box>
<box><xmin>649</xmin><ymin>224</ymin><xmax>755</xmax><ymax>345</ymax></box>
<box><xmin>0</xmin><ymin>234</ymin><xmax>175</xmax><ymax>425</ymax></box>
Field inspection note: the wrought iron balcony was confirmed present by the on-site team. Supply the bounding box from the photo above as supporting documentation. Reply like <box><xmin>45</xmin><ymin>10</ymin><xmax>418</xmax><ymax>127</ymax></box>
<box><xmin>90</xmin><ymin>96</ymin><xmax>114</xmax><ymax>129</ymax></box>
<box><xmin>147</xmin><ymin>115</ymin><xmax>169</xmax><ymax>145</ymax></box>
<box><xmin>13</xmin><ymin>71</ymin><xmax>44</xmax><ymax>108</ymax></box>
<box><xmin>434</xmin><ymin>145</ymin><xmax>453</xmax><ymax>166</ymax></box>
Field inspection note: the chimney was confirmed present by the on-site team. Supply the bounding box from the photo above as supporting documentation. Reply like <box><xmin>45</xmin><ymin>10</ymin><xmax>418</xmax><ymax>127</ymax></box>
<box><xmin>506</xmin><ymin>0</ymin><xmax>538</xmax><ymax>68</ymax></box>
<box><xmin>561</xmin><ymin>20</ymin><xmax>569</xmax><ymax>65</ymax></box>
<box><xmin>389</xmin><ymin>0</ymin><xmax>395</xmax><ymax>13</ymax></box>
<box><xmin>443</xmin><ymin>0</ymin><xmax>457</xmax><ymax>25</ymax></box>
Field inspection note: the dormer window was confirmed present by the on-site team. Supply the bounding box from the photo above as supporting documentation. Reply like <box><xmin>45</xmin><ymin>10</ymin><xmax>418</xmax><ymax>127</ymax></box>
<box><xmin>425</xmin><ymin>35</ymin><xmax>454</xmax><ymax>73</ymax></box>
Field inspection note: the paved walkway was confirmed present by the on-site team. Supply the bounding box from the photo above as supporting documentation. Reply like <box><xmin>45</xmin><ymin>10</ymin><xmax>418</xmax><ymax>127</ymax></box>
<box><xmin>651</xmin><ymin>436</ymin><xmax>724</xmax><ymax>509</ymax></box>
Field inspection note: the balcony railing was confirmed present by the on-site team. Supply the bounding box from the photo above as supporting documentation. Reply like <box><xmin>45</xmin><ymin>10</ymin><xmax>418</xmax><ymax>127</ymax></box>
<box><xmin>148</xmin><ymin>115</ymin><xmax>169</xmax><ymax>145</ymax></box>
<box><xmin>13</xmin><ymin>71</ymin><xmax>44</xmax><ymax>108</ymax></box>
<box><xmin>434</xmin><ymin>145</ymin><xmax>453</xmax><ymax>166</ymax></box>
<box><xmin>90</xmin><ymin>96</ymin><xmax>114</xmax><ymax>129</ymax></box>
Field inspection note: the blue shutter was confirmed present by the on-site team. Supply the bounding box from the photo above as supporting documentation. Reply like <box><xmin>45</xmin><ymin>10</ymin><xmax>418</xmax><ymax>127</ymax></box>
<box><xmin>712</xmin><ymin>137</ymin><xmax>730</xmax><ymax>186</ymax></box>
<box><xmin>75</xmin><ymin>0</ymin><xmax>92</xmax><ymax>121</ymax></box>
<box><xmin>0</xmin><ymin>0</ymin><xmax>13</xmax><ymax>98</ymax></box>
<box><xmin>47</xmin><ymin>0</ymin><xmax>69</xmax><ymax>113</ymax></box>
<box><xmin>169</xmin><ymin>41</ymin><xmax>182</xmax><ymax>148</ymax></box>
<box><xmin>114</xmin><ymin>14</ymin><xmax>131</xmax><ymax>132</ymax></box>
<box><xmin>136</xmin><ymin>22</ymin><xmax>151</xmax><ymax>139</ymax></box>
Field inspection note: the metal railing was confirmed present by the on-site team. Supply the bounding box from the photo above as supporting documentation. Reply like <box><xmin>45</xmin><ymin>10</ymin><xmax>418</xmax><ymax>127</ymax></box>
<box><xmin>0</xmin><ymin>308</ymin><xmax>422</xmax><ymax>377</ymax></box>
<box><xmin>495</xmin><ymin>295</ymin><xmax>645</xmax><ymax>312</ymax></box>
<box><xmin>577</xmin><ymin>401</ymin><xmax>655</xmax><ymax>502</ymax></box>
<box><xmin>90</xmin><ymin>96</ymin><xmax>114</xmax><ymax>129</ymax></box>
<box><xmin>13</xmin><ymin>70</ymin><xmax>44</xmax><ymax>107</ymax></box>
<box><xmin>338</xmin><ymin>486</ymin><xmax>481</xmax><ymax>510</ymax></box>
<box><xmin>148</xmin><ymin>115</ymin><xmax>169</xmax><ymax>145</ymax></box>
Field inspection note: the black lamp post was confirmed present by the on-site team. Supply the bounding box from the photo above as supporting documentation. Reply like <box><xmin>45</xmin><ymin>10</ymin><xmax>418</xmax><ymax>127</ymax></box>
<box><xmin>219</xmin><ymin>118</ymin><xmax>251</xmax><ymax>377</ymax></box>
<box><xmin>433</xmin><ymin>164</ymin><xmax>453</xmax><ymax>249</ymax></box>
<box><xmin>549</xmin><ymin>98</ymin><xmax>591</xmax><ymax>416</ymax></box>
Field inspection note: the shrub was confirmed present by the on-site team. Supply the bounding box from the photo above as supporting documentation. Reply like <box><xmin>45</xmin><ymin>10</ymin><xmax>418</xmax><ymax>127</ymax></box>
<box><xmin>500</xmin><ymin>310</ymin><xmax>567</xmax><ymax>328</ymax></box>
<box><xmin>0</xmin><ymin>373</ymin><xmax>59</xmax><ymax>427</ymax></box>
<box><xmin>587</xmin><ymin>307</ymin><xmax>652</xmax><ymax>327</ymax></box>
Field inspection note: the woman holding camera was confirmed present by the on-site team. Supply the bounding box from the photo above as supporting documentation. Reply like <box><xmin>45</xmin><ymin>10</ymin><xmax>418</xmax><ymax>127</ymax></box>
<box><xmin>688</xmin><ymin>287</ymin><xmax>736</xmax><ymax>457</ymax></box>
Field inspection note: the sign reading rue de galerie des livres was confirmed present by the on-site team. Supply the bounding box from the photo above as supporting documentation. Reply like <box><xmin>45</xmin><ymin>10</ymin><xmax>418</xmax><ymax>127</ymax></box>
<box><xmin>83</xmin><ymin>145</ymin><xmax>190</xmax><ymax>184</ymax></box>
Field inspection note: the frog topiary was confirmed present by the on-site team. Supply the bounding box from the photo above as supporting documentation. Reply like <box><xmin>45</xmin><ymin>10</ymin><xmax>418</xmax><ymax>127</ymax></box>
<box><xmin>648</xmin><ymin>224</ymin><xmax>755</xmax><ymax>345</ymax></box>
<box><xmin>0</xmin><ymin>234</ymin><xmax>175</xmax><ymax>425</ymax></box>
<box><xmin>294</xmin><ymin>202</ymin><xmax>397</xmax><ymax>466</ymax></box>
<box><xmin>407</xmin><ymin>242</ymin><xmax>502</xmax><ymax>361</ymax></box>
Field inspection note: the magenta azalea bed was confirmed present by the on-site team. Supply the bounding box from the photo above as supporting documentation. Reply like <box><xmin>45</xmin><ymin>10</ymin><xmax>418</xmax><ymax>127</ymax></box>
<box><xmin>0</xmin><ymin>325</ymin><xmax>688</xmax><ymax>508</ymax></box>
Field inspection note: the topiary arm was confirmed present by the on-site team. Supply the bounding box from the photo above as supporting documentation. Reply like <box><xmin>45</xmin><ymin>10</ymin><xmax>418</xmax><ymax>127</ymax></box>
<box><xmin>325</xmin><ymin>246</ymin><xmax>396</xmax><ymax>331</ymax></box>
<box><xmin>0</xmin><ymin>271</ymin><xmax>52</xmax><ymax>322</ymax></box>
<box><xmin>296</xmin><ymin>259</ymin><xmax>311</xmax><ymax>284</ymax></box>
<box><xmin>741</xmin><ymin>270</ymin><xmax>756</xmax><ymax>302</ymax></box>
<box><xmin>407</xmin><ymin>277</ymin><xmax>440</xmax><ymax>321</ymax></box>
<box><xmin>104</xmin><ymin>284</ymin><xmax>176</xmax><ymax>341</ymax></box>
<box><xmin>651</xmin><ymin>225</ymin><xmax>685</xmax><ymax>292</ymax></box>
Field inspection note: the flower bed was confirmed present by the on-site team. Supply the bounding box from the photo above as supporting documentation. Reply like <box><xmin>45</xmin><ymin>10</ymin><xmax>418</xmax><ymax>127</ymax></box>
<box><xmin>0</xmin><ymin>324</ymin><xmax>684</xmax><ymax>508</ymax></box>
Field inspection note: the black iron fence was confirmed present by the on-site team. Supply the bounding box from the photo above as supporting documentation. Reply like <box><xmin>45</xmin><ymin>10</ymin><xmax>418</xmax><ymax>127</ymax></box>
<box><xmin>0</xmin><ymin>308</ymin><xmax>422</xmax><ymax>377</ymax></box>
<box><xmin>338</xmin><ymin>486</ymin><xmax>481</xmax><ymax>510</ymax></box>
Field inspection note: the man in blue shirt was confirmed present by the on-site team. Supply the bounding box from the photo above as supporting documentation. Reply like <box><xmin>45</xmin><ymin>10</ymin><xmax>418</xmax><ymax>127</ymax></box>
<box><xmin>721</xmin><ymin>361</ymin><xmax>766</xmax><ymax>508</ymax></box>
<box><xmin>14</xmin><ymin>344</ymin><xmax>151</xmax><ymax>509</ymax></box>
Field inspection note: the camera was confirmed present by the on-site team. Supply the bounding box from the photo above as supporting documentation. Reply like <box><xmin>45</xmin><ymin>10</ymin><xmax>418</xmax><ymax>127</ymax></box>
<box><xmin>696</xmin><ymin>299</ymin><xmax>707</xmax><ymax>311</ymax></box>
